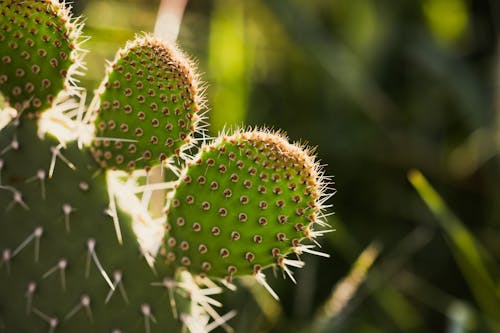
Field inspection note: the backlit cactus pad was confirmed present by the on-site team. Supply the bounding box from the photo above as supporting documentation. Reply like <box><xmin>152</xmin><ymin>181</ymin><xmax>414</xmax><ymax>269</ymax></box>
<box><xmin>163</xmin><ymin>129</ymin><xmax>332</xmax><ymax>284</ymax></box>
<box><xmin>91</xmin><ymin>34</ymin><xmax>203</xmax><ymax>171</ymax></box>
<box><xmin>0</xmin><ymin>0</ymin><xmax>83</xmax><ymax>114</ymax></box>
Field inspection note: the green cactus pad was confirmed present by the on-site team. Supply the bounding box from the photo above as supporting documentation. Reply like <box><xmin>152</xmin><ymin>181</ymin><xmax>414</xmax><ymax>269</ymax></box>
<box><xmin>0</xmin><ymin>0</ymin><xmax>83</xmax><ymax>114</ymax></box>
<box><xmin>162</xmin><ymin>129</ymin><xmax>331</xmax><ymax>282</ymax></box>
<box><xmin>90</xmin><ymin>34</ymin><xmax>203</xmax><ymax>171</ymax></box>
<box><xmin>0</xmin><ymin>119</ymin><xmax>205</xmax><ymax>331</ymax></box>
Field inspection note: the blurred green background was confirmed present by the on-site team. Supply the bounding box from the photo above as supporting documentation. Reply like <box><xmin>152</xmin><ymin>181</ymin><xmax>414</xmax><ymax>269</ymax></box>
<box><xmin>53</xmin><ymin>0</ymin><xmax>500</xmax><ymax>332</ymax></box>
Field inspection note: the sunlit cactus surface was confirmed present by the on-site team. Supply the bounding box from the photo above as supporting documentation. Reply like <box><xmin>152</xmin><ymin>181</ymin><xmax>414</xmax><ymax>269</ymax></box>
<box><xmin>0</xmin><ymin>1</ymin><xmax>333</xmax><ymax>332</ymax></box>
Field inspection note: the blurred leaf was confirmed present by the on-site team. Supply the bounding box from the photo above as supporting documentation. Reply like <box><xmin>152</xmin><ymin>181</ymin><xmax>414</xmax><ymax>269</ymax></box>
<box><xmin>239</xmin><ymin>276</ymin><xmax>284</xmax><ymax>329</ymax></box>
<box><xmin>395</xmin><ymin>271</ymin><xmax>500</xmax><ymax>332</ymax></box>
<box><xmin>264</xmin><ymin>0</ymin><xmax>400</xmax><ymax>138</ymax></box>
<box><xmin>83</xmin><ymin>1</ymin><xmax>156</xmax><ymax>32</ymax></box>
<box><xmin>422</xmin><ymin>0</ymin><xmax>469</xmax><ymax>45</ymax></box>
<box><xmin>374</xmin><ymin>287</ymin><xmax>423</xmax><ymax>332</ymax></box>
<box><xmin>408</xmin><ymin>169</ymin><xmax>500</xmax><ymax>324</ymax></box>
<box><xmin>407</xmin><ymin>39</ymin><xmax>488</xmax><ymax>128</ymax></box>
<box><xmin>447</xmin><ymin>128</ymin><xmax>498</xmax><ymax>178</ymax></box>
<box><xmin>208</xmin><ymin>0</ymin><xmax>253</xmax><ymax>132</ymax></box>
<box><xmin>313</xmin><ymin>242</ymin><xmax>381</xmax><ymax>332</ymax></box>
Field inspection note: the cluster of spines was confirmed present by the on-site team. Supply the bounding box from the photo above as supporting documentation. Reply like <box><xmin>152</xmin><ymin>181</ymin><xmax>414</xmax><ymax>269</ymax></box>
<box><xmin>90</xmin><ymin>34</ymin><xmax>206</xmax><ymax>171</ymax></box>
<box><xmin>0</xmin><ymin>0</ymin><xmax>86</xmax><ymax>115</ymax></box>
<box><xmin>162</xmin><ymin>128</ymin><xmax>333</xmax><ymax>283</ymax></box>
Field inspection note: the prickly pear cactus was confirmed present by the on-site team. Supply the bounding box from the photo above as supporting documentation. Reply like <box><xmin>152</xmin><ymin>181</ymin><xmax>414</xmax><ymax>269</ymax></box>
<box><xmin>90</xmin><ymin>34</ymin><xmax>202</xmax><ymax>171</ymax></box>
<box><xmin>0</xmin><ymin>1</ymin><xmax>194</xmax><ymax>331</ymax></box>
<box><xmin>1</xmin><ymin>1</ymin><xmax>334</xmax><ymax>332</ymax></box>
<box><xmin>0</xmin><ymin>0</ymin><xmax>84</xmax><ymax>114</ymax></box>
<box><xmin>0</xmin><ymin>120</ymin><xmax>187</xmax><ymax>332</ymax></box>
<box><xmin>163</xmin><ymin>130</ymin><xmax>330</xmax><ymax>283</ymax></box>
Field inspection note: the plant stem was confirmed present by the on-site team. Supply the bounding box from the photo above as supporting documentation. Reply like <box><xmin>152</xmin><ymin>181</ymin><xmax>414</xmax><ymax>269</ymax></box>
<box><xmin>154</xmin><ymin>0</ymin><xmax>189</xmax><ymax>41</ymax></box>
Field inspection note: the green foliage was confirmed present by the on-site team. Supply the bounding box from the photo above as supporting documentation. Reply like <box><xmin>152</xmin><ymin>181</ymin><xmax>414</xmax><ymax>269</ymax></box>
<box><xmin>409</xmin><ymin>170</ymin><xmax>500</xmax><ymax>329</ymax></box>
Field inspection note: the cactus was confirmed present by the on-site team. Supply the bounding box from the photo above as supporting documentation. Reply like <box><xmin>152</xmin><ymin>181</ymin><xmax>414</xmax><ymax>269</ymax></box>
<box><xmin>0</xmin><ymin>0</ymin><xmax>84</xmax><ymax>115</ymax></box>
<box><xmin>0</xmin><ymin>1</ymin><xmax>333</xmax><ymax>332</ymax></box>
<box><xmin>162</xmin><ymin>130</ymin><xmax>330</xmax><ymax>284</ymax></box>
<box><xmin>90</xmin><ymin>34</ymin><xmax>203</xmax><ymax>171</ymax></box>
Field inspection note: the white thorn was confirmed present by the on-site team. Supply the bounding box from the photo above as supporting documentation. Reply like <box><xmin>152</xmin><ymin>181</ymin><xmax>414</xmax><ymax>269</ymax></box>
<box><xmin>294</xmin><ymin>245</ymin><xmax>330</xmax><ymax>258</ymax></box>
<box><xmin>85</xmin><ymin>239</ymin><xmax>94</xmax><ymax>279</ymax></box>
<box><xmin>106</xmin><ymin>184</ymin><xmax>122</xmax><ymax>244</ymax></box>
<box><xmin>195</xmin><ymin>297</ymin><xmax>232</xmax><ymax>332</ymax></box>
<box><xmin>42</xmin><ymin>259</ymin><xmax>67</xmax><ymax>291</ymax></box>
<box><xmin>12</xmin><ymin>227</ymin><xmax>39</xmax><ymax>258</ymax></box>
<box><xmin>32</xmin><ymin>307</ymin><xmax>58</xmax><ymax>333</ymax></box>
<box><xmin>49</xmin><ymin>145</ymin><xmax>76</xmax><ymax>179</ymax></box>
<box><xmin>165</xmin><ymin>278</ymin><xmax>178</xmax><ymax>319</ymax></box>
<box><xmin>59</xmin><ymin>259</ymin><xmax>67</xmax><ymax>291</ymax></box>
<box><xmin>76</xmin><ymin>88</ymin><xmax>87</xmax><ymax>123</ymax></box>
<box><xmin>34</xmin><ymin>226</ymin><xmax>43</xmax><ymax>262</ymax></box>
<box><xmin>0</xmin><ymin>136</ymin><xmax>19</xmax><ymax>156</ymax></box>
<box><xmin>180</xmin><ymin>314</ymin><xmax>207</xmax><ymax>333</ymax></box>
<box><xmin>4</xmin><ymin>189</ymin><xmax>29</xmax><ymax>211</ymax></box>
<box><xmin>105</xmin><ymin>275</ymin><xmax>119</xmax><ymax>304</ymax></box>
<box><xmin>64</xmin><ymin>294</ymin><xmax>93</xmax><ymax>322</ymax></box>
<box><xmin>309</xmin><ymin>229</ymin><xmax>334</xmax><ymax>238</ymax></box>
<box><xmin>118</xmin><ymin>275</ymin><xmax>129</xmax><ymax>304</ymax></box>
<box><xmin>79</xmin><ymin>181</ymin><xmax>89</xmax><ymax>191</ymax></box>
<box><xmin>219</xmin><ymin>278</ymin><xmax>237</xmax><ymax>291</ymax></box>
<box><xmin>93</xmin><ymin>136</ymin><xmax>138</xmax><ymax>143</ymax></box>
<box><xmin>132</xmin><ymin>181</ymin><xmax>177</xmax><ymax>194</ymax></box>
<box><xmin>280</xmin><ymin>260</ymin><xmax>299</xmax><ymax>284</ymax></box>
<box><xmin>141</xmin><ymin>304</ymin><xmax>156</xmax><ymax>333</ymax></box>
<box><xmin>255</xmin><ymin>272</ymin><xmax>280</xmax><ymax>301</ymax></box>
<box><xmin>105</xmin><ymin>271</ymin><xmax>128</xmax><ymax>304</ymax></box>
<box><xmin>206</xmin><ymin>310</ymin><xmax>238</xmax><ymax>332</ymax></box>
<box><xmin>283</xmin><ymin>258</ymin><xmax>306</xmax><ymax>268</ymax></box>
<box><xmin>1</xmin><ymin>248</ymin><xmax>11</xmax><ymax>274</ymax></box>
<box><xmin>151</xmin><ymin>278</ymin><xmax>178</xmax><ymax>318</ymax></box>
<box><xmin>86</xmin><ymin>239</ymin><xmax>114</xmax><ymax>291</ymax></box>
<box><xmin>10</xmin><ymin>226</ymin><xmax>43</xmax><ymax>261</ymax></box>
<box><xmin>26</xmin><ymin>281</ymin><xmax>36</xmax><ymax>314</ymax></box>
<box><xmin>178</xmin><ymin>274</ymin><xmax>232</xmax><ymax>332</ymax></box>
<box><xmin>14</xmin><ymin>191</ymin><xmax>29</xmax><ymax>210</ymax></box>
<box><xmin>38</xmin><ymin>170</ymin><xmax>46</xmax><ymax>199</ymax></box>
<box><xmin>49</xmin><ymin>147</ymin><xmax>57</xmax><ymax>178</ymax></box>
<box><xmin>82</xmin><ymin>295</ymin><xmax>93</xmax><ymax>322</ymax></box>
<box><xmin>64</xmin><ymin>301</ymin><xmax>82</xmax><ymax>320</ymax></box>
<box><xmin>32</xmin><ymin>307</ymin><xmax>51</xmax><ymax>322</ymax></box>
<box><xmin>62</xmin><ymin>204</ymin><xmax>74</xmax><ymax>233</ymax></box>
<box><xmin>163</xmin><ymin>158</ymin><xmax>181</xmax><ymax>177</ymax></box>
<box><xmin>49</xmin><ymin>317</ymin><xmax>58</xmax><ymax>333</ymax></box>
